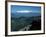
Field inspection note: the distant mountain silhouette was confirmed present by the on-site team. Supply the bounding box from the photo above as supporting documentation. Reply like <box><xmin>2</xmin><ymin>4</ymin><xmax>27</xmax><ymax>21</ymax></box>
<box><xmin>11</xmin><ymin>12</ymin><xmax>41</xmax><ymax>18</ymax></box>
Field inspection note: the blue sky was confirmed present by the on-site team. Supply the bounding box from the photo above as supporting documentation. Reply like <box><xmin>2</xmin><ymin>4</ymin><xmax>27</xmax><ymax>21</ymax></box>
<box><xmin>11</xmin><ymin>5</ymin><xmax>41</xmax><ymax>13</ymax></box>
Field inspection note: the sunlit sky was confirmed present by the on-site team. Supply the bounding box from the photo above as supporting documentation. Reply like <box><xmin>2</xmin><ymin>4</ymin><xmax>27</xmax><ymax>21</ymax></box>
<box><xmin>11</xmin><ymin>5</ymin><xmax>41</xmax><ymax>13</ymax></box>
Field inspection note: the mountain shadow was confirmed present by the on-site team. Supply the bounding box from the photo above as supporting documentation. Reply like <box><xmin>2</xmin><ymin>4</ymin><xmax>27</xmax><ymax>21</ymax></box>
<box><xmin>28</xmin><ymin>19</ymin><xmax>41</xmax><ymax>30</ymax></box>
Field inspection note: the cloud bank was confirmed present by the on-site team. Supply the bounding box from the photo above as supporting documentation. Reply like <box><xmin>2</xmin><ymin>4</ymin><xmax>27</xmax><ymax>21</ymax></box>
<box><xmin>16</xmin><ymin>10</ymin><xmax>32</xmax><ymax>13</ymax></box>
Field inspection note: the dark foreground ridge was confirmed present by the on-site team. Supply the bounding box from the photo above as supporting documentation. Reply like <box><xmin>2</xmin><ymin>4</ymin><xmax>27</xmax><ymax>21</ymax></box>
<box><xmin>11</xmin><ymin>16</ymin><xmax>41</xmax><ymax>31</ymax></box>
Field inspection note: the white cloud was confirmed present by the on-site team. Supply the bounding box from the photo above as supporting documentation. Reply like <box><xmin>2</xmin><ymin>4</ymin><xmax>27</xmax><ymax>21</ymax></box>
<box><xmin>16</xmin><ymin>10</ymin><xmax>32</xmax><ymax>13</ymax></box>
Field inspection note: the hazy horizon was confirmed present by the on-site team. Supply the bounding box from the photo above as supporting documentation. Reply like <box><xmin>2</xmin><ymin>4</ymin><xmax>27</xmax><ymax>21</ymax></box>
<box><xmin>11</xmin><ymin>5</ymin><xmax>41</xmax><ymax>17</ymax></box>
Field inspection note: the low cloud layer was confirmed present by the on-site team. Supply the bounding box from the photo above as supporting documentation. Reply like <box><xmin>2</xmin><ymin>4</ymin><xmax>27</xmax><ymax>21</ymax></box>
<box><xmin>16</xmin><ymin>10</ymin><xmax>32</xmax><ymax>13</ymax></box>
